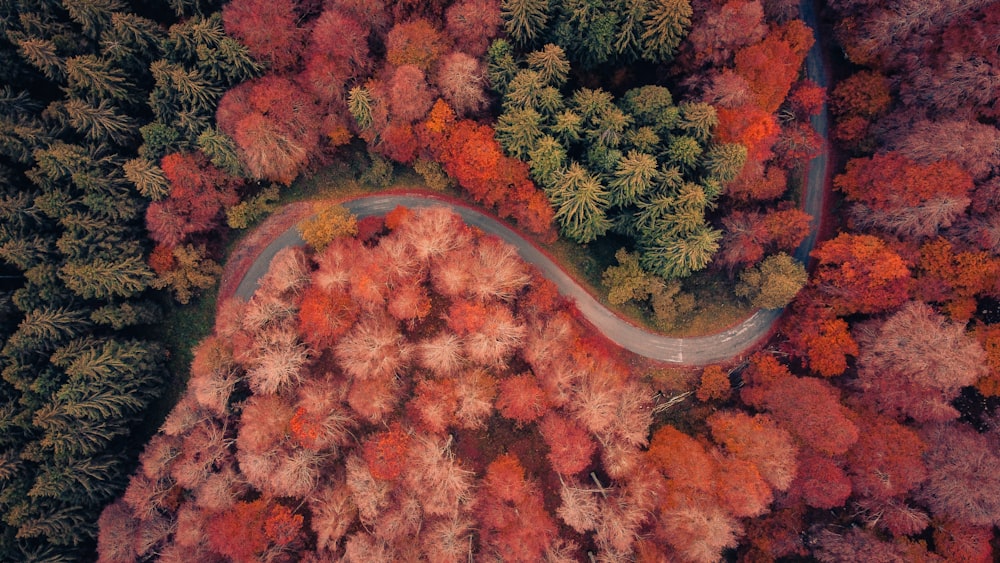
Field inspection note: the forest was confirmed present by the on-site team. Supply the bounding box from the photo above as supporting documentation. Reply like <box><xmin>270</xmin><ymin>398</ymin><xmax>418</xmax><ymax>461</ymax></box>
<box><xmin>0</xmin><ymin>0</ymin><xmax>996</xmax><ymax>560</ymax></box>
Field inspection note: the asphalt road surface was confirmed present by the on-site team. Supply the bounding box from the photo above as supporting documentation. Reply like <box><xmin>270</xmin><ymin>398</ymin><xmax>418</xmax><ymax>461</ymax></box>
<box><xmin>234</xmin><ymin>0</ymin><xmax>829</xmax><ymax>365</ymax></box>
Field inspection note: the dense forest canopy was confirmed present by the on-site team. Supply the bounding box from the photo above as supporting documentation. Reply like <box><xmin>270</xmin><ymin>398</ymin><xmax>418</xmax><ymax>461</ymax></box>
<box><xmin>0</xmin><ymin>0</ymin><xmax>997</xmax><ymax>560</ymax></box>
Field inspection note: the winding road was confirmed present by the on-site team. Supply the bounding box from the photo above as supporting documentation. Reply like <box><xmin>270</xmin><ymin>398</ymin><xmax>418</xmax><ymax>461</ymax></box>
<box><xmin>234</xmin><ymin>0</ymin><xmax>829</xmax><ymax>366</ymax></box>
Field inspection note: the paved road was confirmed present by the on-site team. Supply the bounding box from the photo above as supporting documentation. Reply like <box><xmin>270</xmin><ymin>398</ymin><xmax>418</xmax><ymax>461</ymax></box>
<box><xmin>235</xmin><ymin>1</ymin><xmax>829</xmax><ymax>365</ymax></box>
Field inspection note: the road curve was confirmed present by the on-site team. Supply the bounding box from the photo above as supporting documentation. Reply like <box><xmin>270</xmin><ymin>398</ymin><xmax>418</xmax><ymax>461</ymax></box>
<box><xmin>234</xmin><ymin>1</ymin><xmax>829</xmax><ymax>365</ymax></box>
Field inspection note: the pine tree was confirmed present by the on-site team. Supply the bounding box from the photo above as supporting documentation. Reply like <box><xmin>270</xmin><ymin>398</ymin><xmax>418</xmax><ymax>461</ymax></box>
<box><xmin>504</xmin><ymin>69</ymin><xmax>549</xmax><ymax>111</ymax></box>
<box><xmin>550</xmin><ymin>110</ymin><xmax>583</xmax><ymax>143</ymax></box>
<box><xmin>641</xmin><ymin>223</ymin><xmax>721</xmax><ymax>279</ymax></box>
<box><xmin>348</xmin><ymin>86</ymin><xmax>374</xmax><ymax>131</ymax></box>
<box><xmin>2</xmin><ymin>307</ymin><xmax>91</xmax><ymax>359</ymax></box>
<box><xmin>502</xmin><ymin>0</ymin><xmax>550</xmax><ymax>46</ymax></box>
<box><xmin>526</xmin><ymin>43</ymin><xmax>570</xmax><ymax>86</ymax></box>
<box><xmin>28</xmin><ymin>455</ymin><xmax>122</xmax><ymax>507</ymax></box>
<box><xmin>703</xmin><ymin>143</ymin><xmax>747</xmax><ymax>184</ymax></box>
<box><xmin>641</xmin><ymin>0</ymin><xmax>692</xmax><ymax>62</ymax></box>
<box><xmin>496</xmin><ymin>106</ymin><xmax>544</xmax><ymax>159</ymax></box>
<box><xmin>678</xmin><ymin>102</ymin><xmax>718</xmax><ymax>142</ymax></box>
<box><xmin>15</xmin><ymin>37</ymin><xmax>66</xmax><ymax>81</ymax></box>
<box><xmin>609</xmin><ymin>150</ymin><xmax>658</xmax><ymax>206</ymax></box>
<box><xmin>63</xmin><ymin>0</ymin><xmax>125</xmax><ymax>39</ymax></box>
<box><xmin>57</xmin><ymin>98</ymin><xmax>137</xmax><ymax>145</ymax></box>
<box><xmin>549</xmin><ymin>162</ymin><xmax>612</xmax><ymax>243</ymax></box>
<box><xmin>122</xmin><ymin>158</ymin><xmax>170</xmax><ymax>200</ymax></box>
<box><xmin>665</xmin><ymin>135</ymin><xmax>702</xmax><ymax>170</ymax></box>
<box><xmin>528</xmin><ymin>134</ymin><xmax>567</xmax><ymax>189</ymax></box>
<box><xmin>613</xmin><ymin>0</ymin><xmax>648</xmax><ymax>59</ymax></box>
<box><xmin>65</xmin><ymin>55</ymin><xmax>133</xmax><ymax>102</ymax></box>
<box><xmin>195</xmin><ymin>127</ymin><xmax>242</xmax><ymax>176</ymax></box>
<box><xmin>59</xmin><ymin>253</ymin><xmax>153</xmax><ymax>299</ymax></box>
<box><xmin>588</xmin><ymin>105</ymin><xmax>633</xmax><ymax>148</ymax></box>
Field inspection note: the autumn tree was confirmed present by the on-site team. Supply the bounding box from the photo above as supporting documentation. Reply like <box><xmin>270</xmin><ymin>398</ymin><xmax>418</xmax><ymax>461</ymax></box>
<box><xmin>919</xmin><ymin>423</ymin><xmax>1000</xmax><ymax>527</ymax></box>
<box><xmin>298</xmin><ymin>203</ymin><xmax>359</xmax><ymax>251</ymax></box>
<box><xmin>221</xmin><ymin>0</ymin><xmax>303</xmax><ymax>71</ymax></box>
<box><xmin>147</xmin><ymin>151</ymin><xmax>239</xmax><ymax>241</ymax></box>
<box><xmin>207</xmin><ymin>499</ymin><xmax>304</xmax><ymax>562</ymax></box>
<box><xmin>854</xmin><ymin>301</ymin><xmax>988</xmax><ymax>423</ymax></box>
<box><xmin>809</xmin><ymin>233</ymin><xmax>910</xmax><ymax>315</ymax></box>
<box><xmin>386</xmin><ymin>19</ymin><xmax>447</xmax><ymax>72</ymax></box>
<box><xmin>216</xmin><ymin>75</ymin><xmax>322</xmax><ymax>185</ymax></box>
<box><xmin>735</xmin><ymin>252</ymin><xmax>807</xmax><ymax>309</ymax></box>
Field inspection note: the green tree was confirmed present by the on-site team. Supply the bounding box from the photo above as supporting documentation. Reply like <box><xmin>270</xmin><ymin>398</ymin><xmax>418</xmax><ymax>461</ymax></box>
<box><xmin>504</xmin><ymin>69</ymin><xmax>549</xmax><ymax>111</ymax></box>
<box><xmin>553</xmin><ymin>0</ymin><xmax>619</xmax><ymax>68</ymax></box>
<box><xmin>703</xmin><ymin>143</ymin><xmax>747</xmax><ymax>184</ymax></box>
<box><xmin>640</xmin><ymin>223</ymin><xmax>721</xmax><ymax>279</ymax></box>
<box><xmin>63</xmin><ymin>0</ymin><xmax>125</xmax><ymax>39</ymax></box>
<box><xmin>28</xmin><ymin>456</ymin><xmax>122</xmax><ymax>507</ymax></box>
<box><xmin>678</xmin><ymin>102</ymin><xmax>717</xmax><ymax>142</ymax></box>
<box><xmin>102</xmin><ymin>13</ymin><xmax>164</xmax><ymax>72</ymax></box>
<box><xmin>609</xmin><ymin>150</ymin><xmax>658</xmax><ymax>206</ymax></box>
<box><xmin>621</xmin><ymin>85</ymin><xmax>678</xmax><ymax>133</ymax></box>
<box><xmin>625</xmin><ymin>126</ymin><xmax>660</xmax><ymax>153</ymax></box>
<box><xmin>149</xmin><ymin>60</ymin><xmax>221</xmax><ymax>118</ymax></box>
<box><xmin>487</xmin><ymin>39</ymin><xmax>520</xmax><ymax>93</ymax></box>
<box><xmin>196</xmin><ymin>127</ymin><xmax>243</xmax><ymax>176</ymax></box>
<box><xmin>15</xmin><ymin>37</ymin><xmax>65</xmax><ymax>81</ymax></box>
<box><xmin>501</xmin><ymin>0</ymin><xmax>550</xmax><ymax>46</ymax></box>
<box><xmin>89</xmin><ymin>301</ymin><xmax>160</xmax><ymax>329</ymax></box>
<box><xmin>528</xmin><ymin>134</ymin><xmax>567</xmax><ymax>189</ymax></box>
<box><xmin>2</xmin><ymin>307</ymin><xmax>90</xmax><ymax>359</ymax></box>
<box><xmin>640</xmin><ymin>0</ymin><xmax>692</xmax><ymax>62</ymax></box>
<box><xmin>550</xmin><ymin>109</ymin><xmax>583</xmax><ymax>144</ymax></box>
<box><xmin>526</xmin><ymin>44</ymin><xmax>570</xmax><ymax>86</ymax></box>
<box><xmin>613</xmin><ymin>0</ymin><xmax>648</xmax><ymax>59</ymax></box>
<box><xmin>665</xmin><ymin>135</ymin><xmax>702</xmax><ymax>170</ymax></box>
<box><xmin>735</xmin><ymin>253</ymin><xmax>808</xmax><ymax>309</ymax></box>
<box><xmin>572</xmin><ymin>87</ymin><xmax>615</xmax><ymax>122</ymax></box>
<box><xmin>64</xmin><ymin>55</ymin><xmax>133</xmax><ymax>102</ymax></box>
<box><xmin>549</xmin><ymin>162</ymin><xmax>612</xmax><ymax>243</ymax></box>
<box><xmin>348</xmin><ymin>86</ymin><xmax>374</xmax><ymax>131</ymax></box>
<box><xmin>59</xmin><ymin>254</ymin><xmax>153</xmax><ymax>299</ymax></box>
<box><xmin>588</xmin><ymin>105</ymin><xmax>632</xmax><ymax>148</ymax></box>
<box><xmin>55</xmin><ymin>98</ymin><xmax>137</xmax><ymax>145</ymax></box>
<box><xmin>496</xmin><ymin>106</ymin><xmax>545</xmax><ymax>159</ymax></box>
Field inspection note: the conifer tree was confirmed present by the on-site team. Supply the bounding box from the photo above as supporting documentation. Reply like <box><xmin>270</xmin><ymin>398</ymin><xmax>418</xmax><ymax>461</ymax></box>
<box><xmin>549</xmin><ymin>162</ymin><xmax>612</xmax><ymax>243</ymax></box>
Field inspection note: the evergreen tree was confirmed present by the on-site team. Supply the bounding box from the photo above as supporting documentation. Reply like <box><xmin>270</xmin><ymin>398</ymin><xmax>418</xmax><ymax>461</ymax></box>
<box><xmin>640</xmin><ymin>223</ymin><xmax>721</xmax><ymax>279</ymax></box>
<box><xmin>552</xmin><ymin>0</ymin><xmax>620</xmax><ymax>68</ymax></box>
<box><xmin>549</xmin><ymin>162</ymin><xmax>612</xmax><ymax>243</ymax></box>
<box><xmin>501</xmin><ymin>0</ymin><xmax>550</xmax><ymax>46</ymax></box>
<box><xmin>348</xmin><ymin>86</ymin><xmax>374</xmax><ymax>131</ymax></box>
<box><xmin>55</xmin><ymin>98</ymin><xmax>137</xmax><ymax>145</ymax></box>
<box><xmin>196</xmin><ymin>128</ymin><xmax>243</xmax><ymax>176</ymax></box>
<box><xmin>640</xmin><ymin>0</ymin><xmax>692</xmax><ymax>62</ymax></box>
<box><xmin>496</xmin><ymin>106</ymin><xmax>545</xmax><ymax>159</ymax></box>
<box><xmin>15</xmin><ymin>37</ymin><xmax>66</xmax><ymax>82</ymax></box>
<box><xmin>665</xmin><ymin>134</ymin><xmax>702</xmax><ymax>170</ymax></box>
<box><xmin>526</xmin><ymin>43</ymin><xmax>570</xmax><ymax>87</ymax></box>
<box><xmin>528</xmin><ymin>134</ymin><xmax>567</xmax><ymax>189</ymax></box>
<box><xmin>58</xmin><ymin>254</ymin><xmax>153</xmax><ymax>300</ymax></box>
<box><xmin>64</xmin><ymin>55</ymin><xmax>134</xmax><ymax>102</ymax></box>
<box><xmin>609</xmin><ymin>150</ymin><xmax>658</xmax><ymax>206</ymax></box>
<box><xmin>703</xmin><ymin>143</ymin><xmax>747</xmax><ymax>184</ymax></box>
<box><xmin>122</xmin><ymin>158</ymin><xmax>170</xmax><ymax>200</ymax></box>
<box><xmin>678</xmin><ymin>102</ymin><xmax>718</xmax><ymax>142</ymax></box>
